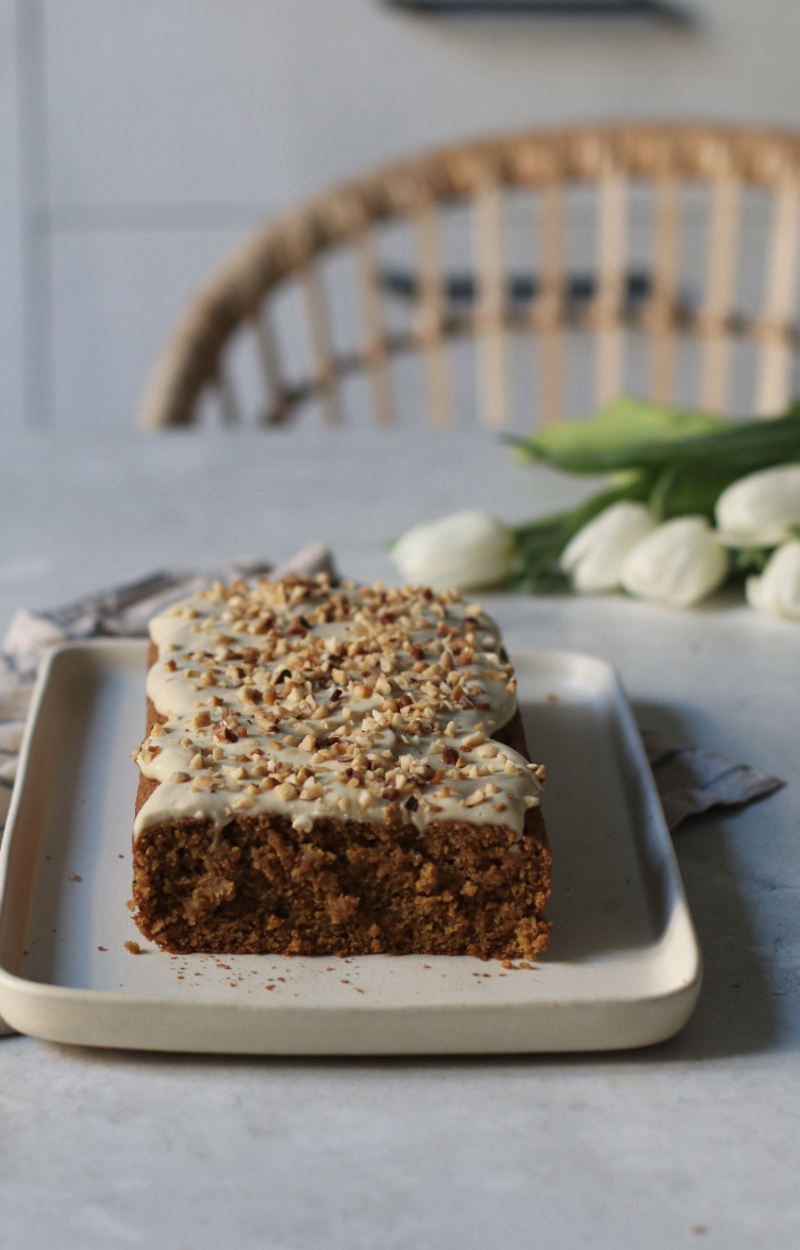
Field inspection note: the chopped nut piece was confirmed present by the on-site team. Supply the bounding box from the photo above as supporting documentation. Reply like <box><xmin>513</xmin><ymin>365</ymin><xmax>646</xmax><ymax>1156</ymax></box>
<box><xmin>474</xmin><ymin>743</ymin><xmax>499</xmax><ymax>758</ymax></box>
<box><xmin>274</xmin><ymin>782</ymin><xmax>298</xmax><ymax>802</ymax></box>
<box><xmin>464</xmin><ymin>789</ymin><xmax>486</xmax><ymax>807</ymax></box>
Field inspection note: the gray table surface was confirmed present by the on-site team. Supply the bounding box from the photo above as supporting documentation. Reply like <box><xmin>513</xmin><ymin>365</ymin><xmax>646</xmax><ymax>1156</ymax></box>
<box><xmin>1</xmin><ymin>428</ymin><xmax>798</xmax><ymax>1250</ymax></box>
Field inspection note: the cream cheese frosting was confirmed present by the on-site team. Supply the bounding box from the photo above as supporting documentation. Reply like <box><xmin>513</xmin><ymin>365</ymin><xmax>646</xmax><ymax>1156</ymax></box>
<box><xmin>134</xmin><ymin>575</ymin><xmax>544</xmax><ymax>841</ymax></box>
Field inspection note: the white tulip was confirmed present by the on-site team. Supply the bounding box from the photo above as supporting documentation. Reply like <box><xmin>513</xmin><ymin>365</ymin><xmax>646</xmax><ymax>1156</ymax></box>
<box><xmin>621</xmin><ymin>516</ymin><xmax>729</xmax><ymax>608</ymax></box>
<box><xmin>746</xmin><ymin>540</ymin><xmax>800</xmax><ymax>620</ymax></box>
<box><xmin>391</xmin><ymin>511</ymin><xmax>514</xmax><ymax>592</ymax></box>
<box><xmin>714</xmin><ymin>463</ymin><xmax>800</xmax><ymax>548</ymax></box>
<box><xmin>559</xmin><ymin>501</ymin><xmax>657</xmax><ymax>592</ymax></box>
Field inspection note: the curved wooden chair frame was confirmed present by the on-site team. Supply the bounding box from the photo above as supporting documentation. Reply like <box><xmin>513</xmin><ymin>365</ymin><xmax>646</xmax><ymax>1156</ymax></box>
<box><xmin>138</xmin><ymin>123</ymin><xmax>800</xmax><ymax>430</ymax></box>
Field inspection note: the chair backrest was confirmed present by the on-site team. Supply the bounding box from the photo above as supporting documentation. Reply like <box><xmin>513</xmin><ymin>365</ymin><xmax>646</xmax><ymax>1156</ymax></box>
<box><xmin>138</xmin><ymin>123</ymin><xmax>800</xmax><ymax>431</ymax></box>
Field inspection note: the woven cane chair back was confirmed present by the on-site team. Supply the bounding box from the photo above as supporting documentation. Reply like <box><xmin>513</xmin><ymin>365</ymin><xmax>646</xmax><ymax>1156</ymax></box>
<box><xmin>138</xmin><ymin>124</ymin><xmax>800</xmax><ymax>431</ymax></box>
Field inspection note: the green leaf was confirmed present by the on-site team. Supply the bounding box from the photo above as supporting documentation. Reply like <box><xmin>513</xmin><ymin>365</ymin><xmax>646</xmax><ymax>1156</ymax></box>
<box><xmin>510</xmin><ymin>398</ymin><xmax>727</xmax><ymax>475</ymax></box>
<box><xmin>647</xmin><ymin>461</ymin><xmax>752</xmax><ymax>520</ymax></box>
<box><xmin>639</xmin><ymin>406</ymin><xmax>800</xmax><ymax>470</ymax></box>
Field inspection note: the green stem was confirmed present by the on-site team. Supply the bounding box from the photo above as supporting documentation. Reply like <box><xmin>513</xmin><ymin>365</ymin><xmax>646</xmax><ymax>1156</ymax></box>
<box><xmin>510</xmin><ymin>475</ymin><xmax>653</xmax><ymax>592</ymax></box>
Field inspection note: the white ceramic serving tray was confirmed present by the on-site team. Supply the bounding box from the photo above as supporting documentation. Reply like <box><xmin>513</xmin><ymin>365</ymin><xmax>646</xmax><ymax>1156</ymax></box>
<box><xmin>0</xmin><ymin>641</ymin><xmax>700</xmax><ymax>1054</ymax></box>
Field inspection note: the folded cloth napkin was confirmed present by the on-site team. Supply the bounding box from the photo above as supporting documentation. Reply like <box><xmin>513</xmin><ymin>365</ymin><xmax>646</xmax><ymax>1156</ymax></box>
<box><xmin>640</xmin><ymin>731</ymin><xmax>784</xmax><ymax>832</ymax></box>
<box><xmin>0</xmin><ymin>554</ymin><xmax>785</xmax><ymax>1038</ymax></box>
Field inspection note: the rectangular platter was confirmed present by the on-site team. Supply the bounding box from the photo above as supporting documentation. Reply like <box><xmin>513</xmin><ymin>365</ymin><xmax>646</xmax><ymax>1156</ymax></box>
<box><xmin>0</xmin><ymin>640</ymin><xmax>701</xmax><ymax>1054</ymax></box>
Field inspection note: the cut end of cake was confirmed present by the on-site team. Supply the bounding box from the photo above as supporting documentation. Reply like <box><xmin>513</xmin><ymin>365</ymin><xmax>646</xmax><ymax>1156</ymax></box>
<box><xmin>132</xmin><ymin>805</ymin><xmax>551</xmax><ymax>959</ymax></box>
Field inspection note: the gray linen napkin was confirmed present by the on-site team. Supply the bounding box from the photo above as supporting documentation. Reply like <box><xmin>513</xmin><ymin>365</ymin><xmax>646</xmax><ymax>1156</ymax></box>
<box><xmin>0</xmin><ymin>557</ymin><xmax>785</xmax><ymax>1038</ymax></box>
<box><xmin>640</xmin><ymin>731</ymin><xmax>785</xmax><ymax>832</ymax></box>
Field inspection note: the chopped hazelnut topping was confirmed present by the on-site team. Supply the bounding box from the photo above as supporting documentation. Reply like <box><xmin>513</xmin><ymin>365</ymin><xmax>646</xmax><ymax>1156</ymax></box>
<box><xmin>464</xmin><ymin>789</ymin><xmax>486</xmax><ymax>807</ymax></box>
<box><xmin>474</xmin><ymin>743</ymin><xmax>498</xmax><ymax>758</ymax></box>
<box><xmin>136</xmin><ymin>578</ymin><xmax>542</xmax><ymax>843</ymax></box>
<box><xmin>274</xmin><ymin>782</ymin><xmax>298</xmax><ymax>802</ymax></box>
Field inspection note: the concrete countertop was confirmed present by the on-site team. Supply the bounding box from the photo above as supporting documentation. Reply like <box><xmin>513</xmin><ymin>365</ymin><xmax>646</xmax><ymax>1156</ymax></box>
<box><xmin>0</xmin><ymin>427</ymin><xmax>797</xmax><ymax>1249</ymax></box>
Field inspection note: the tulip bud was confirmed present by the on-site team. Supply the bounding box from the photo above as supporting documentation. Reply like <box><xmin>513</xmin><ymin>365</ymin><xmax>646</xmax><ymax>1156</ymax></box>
<box><xmin>714</xmin><ymin>464</ymin><xmax>800</xmax><ymax>548</ymax></box>
<box><xmin>621</xmin><ymin>516</ymin><xmax>729</xmax><ymax>608</ymax></box>
<box><xmin>745</xmin><ymin>540</ymin><xmax>800</xmax><ymax>620</ymax></box>
<box><xmin>559</xmin><ymin>501</ymin><xmax>657</xmax><ymax>592</ymax></box>
<box><xmin>391</xmin><ymin>511</ymin><xmax>514</xmax><ymax>592</ymax></box>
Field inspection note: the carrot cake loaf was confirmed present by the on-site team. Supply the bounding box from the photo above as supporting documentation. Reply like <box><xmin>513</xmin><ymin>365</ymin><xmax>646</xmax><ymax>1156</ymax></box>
<box><xmin>132</xmin><ymin>575</ymin><xmax>551</xmax><ymax>958</ymax></box>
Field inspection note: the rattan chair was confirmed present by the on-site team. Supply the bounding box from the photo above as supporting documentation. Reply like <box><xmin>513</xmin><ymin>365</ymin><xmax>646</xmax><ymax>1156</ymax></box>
<box><xmin>138</xmin><ymin>123</ymin><xmax>800</xmax><ymax>431</ymax></box>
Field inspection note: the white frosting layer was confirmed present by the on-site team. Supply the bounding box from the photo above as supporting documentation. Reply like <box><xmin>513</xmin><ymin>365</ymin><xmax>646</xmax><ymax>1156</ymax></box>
<box><xmin>134</xmin><ymin>576</ymin><xmax>544</xmax><ymax>841</ymax></box>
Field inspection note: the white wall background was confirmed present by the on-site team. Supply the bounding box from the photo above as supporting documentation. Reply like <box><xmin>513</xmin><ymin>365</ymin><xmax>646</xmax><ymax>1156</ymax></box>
<box><xmin>3</xmin><ymin>0</ymin><xmax>800</xmax><ymax>431</ymax></box>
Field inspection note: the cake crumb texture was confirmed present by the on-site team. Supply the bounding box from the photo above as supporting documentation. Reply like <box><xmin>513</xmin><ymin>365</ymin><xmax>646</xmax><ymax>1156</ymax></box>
<box><xmin>133</xmin><ymin>804</ymin><xmax>550</xmax><ymax>958</ymax></box>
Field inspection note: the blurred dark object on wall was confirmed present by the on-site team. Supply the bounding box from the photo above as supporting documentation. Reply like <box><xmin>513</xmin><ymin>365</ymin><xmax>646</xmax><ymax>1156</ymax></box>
<box><xmin>383</xmin><ymin>0</ymin><xmax>694</xmax><ymax>24</ymax></box>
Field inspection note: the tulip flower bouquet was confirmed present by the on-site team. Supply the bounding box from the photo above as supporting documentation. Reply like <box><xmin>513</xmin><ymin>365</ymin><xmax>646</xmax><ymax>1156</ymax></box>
<box><xmin>392</xmin><ymin>397</ymin><xmax>800</xmax><ymax>618</ymax></box>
